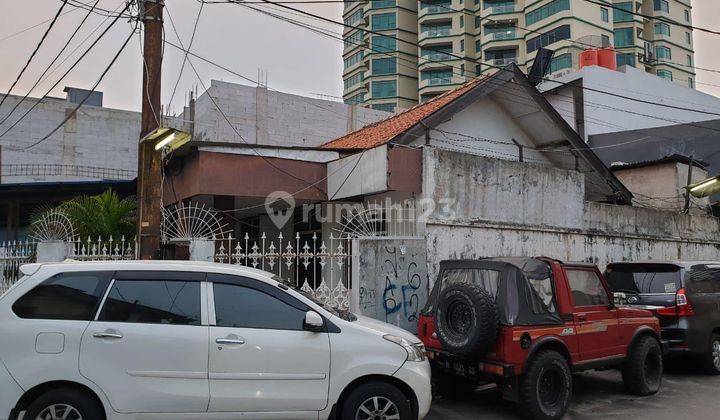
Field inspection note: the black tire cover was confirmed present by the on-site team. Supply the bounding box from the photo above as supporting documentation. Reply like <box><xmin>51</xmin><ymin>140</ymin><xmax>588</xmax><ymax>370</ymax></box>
<box><xmin>434</xmin><ymin>283</ymin><xmax>499</xmax><ymax>356</ymax></box>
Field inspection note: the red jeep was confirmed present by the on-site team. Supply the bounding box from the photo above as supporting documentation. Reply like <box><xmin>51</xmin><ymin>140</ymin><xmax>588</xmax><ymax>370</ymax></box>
<box><xmin>418</xmin><ymin>257</ymin><xmax>665</xmax><ymax>420</ymax></box>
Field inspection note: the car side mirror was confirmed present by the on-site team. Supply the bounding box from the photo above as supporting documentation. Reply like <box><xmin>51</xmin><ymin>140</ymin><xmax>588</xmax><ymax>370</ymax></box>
<box><xmin>304</xmin><ymin>310</ymin><xmax>325</xmax><ymax>332</ymax></box>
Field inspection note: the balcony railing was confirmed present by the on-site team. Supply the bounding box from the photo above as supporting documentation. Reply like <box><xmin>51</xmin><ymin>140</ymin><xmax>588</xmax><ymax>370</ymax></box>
<box><xmin>490</xmin><ymin>30</ymin><xmax>517</xmax><ymax>40</ymax></box>
<box><xmin>424</xmin><ymin>4</ymin><xmax>452</xmax><ymax>14</ymax></box>
<box><xmin>491</xmin><ymin>57</ymin><xmax>517</xmax><ymax>66</ymax></box>
<box><xmin>489</xmin><ymin>4</ymin><xmax>517</xmax><ymax>14</ymax></box>
<box><xmin>421</xmin><ymin>52</ymin><xmax>453</xmax><ymax>61</ymax></box>
<box><xmin>422</xmin><ymin>28</ymin><xmax>452</xmax><ymax>37</ymax></box>
<box><xmin>426</xmin><ymin>77</ymin><xmax>453</xmax><ymax>85</ymax></box>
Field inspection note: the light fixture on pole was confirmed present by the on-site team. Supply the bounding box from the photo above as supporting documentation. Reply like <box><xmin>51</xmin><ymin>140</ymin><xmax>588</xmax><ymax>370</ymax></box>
<box><xmin>687</xmin><ymin>175</ymin><xmax>720</xmax><ymax>198</ymax></box>
<box><xmin>140</xmin><ymin>127</ymin><xmax>192</xmax><ymax>151</ymax></box>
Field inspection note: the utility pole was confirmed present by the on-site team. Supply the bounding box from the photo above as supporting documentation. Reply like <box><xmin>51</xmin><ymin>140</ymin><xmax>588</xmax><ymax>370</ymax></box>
<box><xmin>137</xmin><ymin>0</ymin><xmax>164</xmax><ymax>259</ymax></box>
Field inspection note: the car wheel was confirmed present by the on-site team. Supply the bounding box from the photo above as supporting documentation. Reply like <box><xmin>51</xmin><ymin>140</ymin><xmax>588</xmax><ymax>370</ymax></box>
<box><xmin>622</xmin><ymin>335</ymin><xmax>663</xmax><ymax>396</ymax></box>
<box><xmin>701</xmin><ymin>333</ymin><xmax>720</xmax><ymax>375</ymax></box>
<box><xmin>434</xmin><ymin>283</ymin><xmax>499</xmax><ymax>356</ymax></box>
<box><xmin>24</xmin><ymin>388</ymin><xmax>104</xmax><ymax>420</ymax></box>
<box><xmin>519</xmin><ymin>350</ymin><xmax>572</xmax><ymax>420</ymax></box>
<box><xmin>341</xmin><ymin>381</ymin><xmax>412</xmax><ymax>420</ymax></box>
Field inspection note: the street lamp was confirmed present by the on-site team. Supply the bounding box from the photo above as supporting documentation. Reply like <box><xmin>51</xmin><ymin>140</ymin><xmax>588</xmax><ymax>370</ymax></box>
<box><xmin>140</xmin><ymin>127</ymin><xmax>192</xmax><ymax>151</ymax></box>
<box><xmin>687</xmin><ymin>175</ymin><xmax>720</xmax><ymax>198</ymax></box>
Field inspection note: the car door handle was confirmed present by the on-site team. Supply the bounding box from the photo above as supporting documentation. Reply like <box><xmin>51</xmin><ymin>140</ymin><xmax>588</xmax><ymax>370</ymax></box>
<box><xmin>93</xmin><ymin>331</ymin><xmax>123</xmax><ymax>339</ymax></box>
<box><xmin>216</xmin><ymin>337</ymin><xmax>245</xmax><ymax>345</ymax></box>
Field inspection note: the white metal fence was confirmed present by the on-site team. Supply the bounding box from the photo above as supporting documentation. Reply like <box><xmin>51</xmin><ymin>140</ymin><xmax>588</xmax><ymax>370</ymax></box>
<box><xmin>214</xmin><ymin>232</ymin><xmax>352</xmax><ymax>309</ymax></box>
<box><xmin>0</xmin><ymin>241</ymin><xmax>36</xmax><ymax>294</ymax></box>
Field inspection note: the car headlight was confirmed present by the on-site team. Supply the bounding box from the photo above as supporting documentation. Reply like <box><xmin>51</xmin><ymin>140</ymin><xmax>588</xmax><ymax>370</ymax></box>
<box><xmin>383</xmin><ymin>334</ymin><xmax>426</xmax><ymax>362</ymax></box>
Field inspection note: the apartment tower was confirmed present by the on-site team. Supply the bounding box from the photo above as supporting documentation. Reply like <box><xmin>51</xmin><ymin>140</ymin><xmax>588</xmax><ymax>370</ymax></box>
<box><xmin>342</xmin><ymin>0</ymin><xmax>696</xmax><ymax>111</ymax></box>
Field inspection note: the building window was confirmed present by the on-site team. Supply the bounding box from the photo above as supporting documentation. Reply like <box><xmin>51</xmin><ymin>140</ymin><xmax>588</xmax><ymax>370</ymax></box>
<box><xmin>526</xmin><ymin>25</ymin><xmax>570</xmax><ymax>53</ymax></box>
<box><xmin>475</xmin><ymin>16</ymin><xmax>481</xmax><ymax>28</ymax></box>
<box><xmin>601</xmin><ymin>7</ymin><xmax>609</xmax><ymax>23</ymax></box>
<box><xmin>344</xmin><ymin>72</ymin><xmax>364</xmax><ymax>90</ymax></box>
<box><xmin>688</xmin><ymin>78</ymin><xmax>694</xmax><ymax>89</ymax></box>
<box><xmin>601</xmin><ymin>34</ymin><xmax>610</xmax><ymax>47</ymax></box>
<box><xmin>345</xmin><ymin>92</ymin><xmax>365</xmax><ymax>105</ymax></box>
<box><xmin>421</xmin><ymin>22</ymin><xmax>452</xmax><ymax>37</ymax></box>
<box><xmin>421</xmin><ymin>44</ymin><xmax>453</xmax><ymax>60</ymax></box>
<box><xmin>371</xmin><ymin>57</ymin><xmax>396</xmax><ymax>75</ymax></box>
<box><xmin>459</xmin><ymin>16</ymin><xmax>464</xmax><ymax>28</ymax></box>
<box><xmin>420</xmin><ymin>1</ymin><xmax>452</xmax><ymax>13</ymax></box>
<box><xmin>549</xmin><ymin>53</ymin><xmax>572</xmax><ymax>73</ymax></box>
<box><xmin>525</xmin><ymin>0</ymin><xmax>570</xmax><ymax>26</ymax></box>
<box><xmin>371</xmin><ymin>12</ymin><xmax>396</xmax><ymax>30</ymax></box>
<box><xmin>421</xmin><ymin>69</ymin><xmax>453</xmax><ymax>85</ymax></box>
<box><xmin>685</xmin><ymin>32</ymin><xmax>692</xmax><ymax>45</ymax></box>
<box><xmin>344</xmin><ymin>9</ymin><xmax>363</xmax><ymax>26</ymax></box>
<box><xmin>460</xmin><ymin>63</ymin><xmax>465</xmax><ymax>76</ymax></box>
<box><xmin>684</xmin><ymin>9</ymin><xmax>690</xmax><ymax>22</ymax></box>
<box><xmin>370</xmin><ymin>0</ymin><xmax>396</xmax><ymax>8</ymax></box>
<box><xmin>475</xmin><ymin>40</ymin><xmax>481</xmax><ymax>52</ymax></box>
<box><xmin>371</xmin><ymin>80</ymin><xmax>397</xmax><ymax>98</ymax></box>
<box><xmin>371</xmin><ymin>35</ymin><xmax>396</xmax><ymax>52</ymax></box>
<box><xmin>653</xmin><ymin>0</ymin><xmax>669</xmax><ymax>13</ymax></box>
<box><xmin>372</xmin><ymin>103</ymin><xmax>396</xmax><ymax>112</ymax></box>
<box><xmin>687</xmin><ymin>54</ymin><xmax>693</xmax><ymax>66</ymax></box>
<box><xmin>655</xmin><ymin>45</ymin><xmax>671</xmax><ymax>60</ymax></box>
<box><xmin>616</xmin><ymin>53</ymin><xmax>636</xmax><ymax>68</ymax></box>
<box><xmin>344</xmin><ymin>30</ymin><xmax>364</xmax><ymax>48</ymax></box>
<box><xmin>614</xmin><ymin>2</ymin><xmax>633</xmax><ymax>22</ymax></box>
<box><xmin>613</xmin><ymin>27</ymin><xmax>634</xmax><ymax>48</ymax></box>
<box><xmin>343</xmin><ymin>51</ymin><xmax>364</xmax><ymax>69</ymax></box>
<box><xmin>654</xmin><ymin>22</ymin><xmax>670</xmax><ymax>36</ymax></box>
<box><xmin>460</xmin><ymin>39</ymin><xmax>465</xmax><ymax>51</ymax></box>
<box><xmin>657</xmin><ymin>69</ymin><xmax>672</xmax><ymax>80</ymax></box>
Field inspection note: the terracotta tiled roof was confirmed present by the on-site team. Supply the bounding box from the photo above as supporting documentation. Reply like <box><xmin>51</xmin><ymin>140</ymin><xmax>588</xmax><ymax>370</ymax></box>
<box><xmin>322</xmin><ymin>77</ymin><xmax>489</xmax><ymax>150</ymax></box>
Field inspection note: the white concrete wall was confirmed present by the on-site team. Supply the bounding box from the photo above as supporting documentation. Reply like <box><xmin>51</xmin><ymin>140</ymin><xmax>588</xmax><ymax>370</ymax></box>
<box><xmin>420</xmin><ymin>148</ymin><xmax>720</xmax><ymax>283</ymax></box>
<box><xmin>192</xmin><ymin>80</ymin><xmax>391</xmax><ymax>147</ymax></box>
<box><xmin>539</xmin><ymin>66</ymin><xmax>720</xmax><ymax>141</ymax></box>
<box><xmin>0</xmin><ymin>94</ymin><xmax>140</xmax><ymax>184</ymax></box>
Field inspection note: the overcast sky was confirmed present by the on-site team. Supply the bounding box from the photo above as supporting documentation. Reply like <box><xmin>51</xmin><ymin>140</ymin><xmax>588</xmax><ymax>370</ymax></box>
<box><xmin>1</xmin><ymin>0</ymin><xmax>718</xmax><ymax>114</ymax></box>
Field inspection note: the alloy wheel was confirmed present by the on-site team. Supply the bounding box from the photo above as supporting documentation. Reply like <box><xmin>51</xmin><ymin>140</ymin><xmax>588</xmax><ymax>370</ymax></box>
<box><xmin>712</xmin><ymin>340</ymin><xmax>720</xmax><ymax>370</ymax></box>
<box><xmin>355</xmin><ymin>396</ymin><xmax>401</xmax><ymax>420</ymax></box>
<box><xmin>36</xmin><ymin>404</ymin><xmax>83</xmax><ymax>420</ymax></box>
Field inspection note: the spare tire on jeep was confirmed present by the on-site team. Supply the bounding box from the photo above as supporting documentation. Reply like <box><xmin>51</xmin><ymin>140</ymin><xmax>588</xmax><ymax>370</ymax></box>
<box><xmin>434</xmin><ymin>283</ymin><xmax>499</xmax><ymax>356</ymax></box>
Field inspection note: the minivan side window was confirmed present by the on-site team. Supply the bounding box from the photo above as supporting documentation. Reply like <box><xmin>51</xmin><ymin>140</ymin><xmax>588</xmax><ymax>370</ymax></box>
<box><xmin>566</xmin><ymin>269</ymin><xmax>609</xmax><ymax>307</ymax></box>
<box><xmin>98</xmin><ymin>280</ymin><xmax>201</xmax><ymax>325</ymax></box>
<box><xmin>686</xmin><ymin>266</ymin><xmax>720</xmax><ymax>293</ymax></box>
<box><xmin>213</xmin><ymin>283</ymin><xmax>306</xmax><ymax>330</ymax></box>
<box><xmin>12</xmin><ymin>272</ymin><xmax>112</xmax><ymax>320</ymax></box>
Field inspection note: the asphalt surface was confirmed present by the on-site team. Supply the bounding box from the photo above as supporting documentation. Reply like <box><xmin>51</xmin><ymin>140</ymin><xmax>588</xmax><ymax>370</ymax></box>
<box><xmin>426</xmin><ymin>360</ymin><xmax>720</xmax><ymax>419</ymax></box>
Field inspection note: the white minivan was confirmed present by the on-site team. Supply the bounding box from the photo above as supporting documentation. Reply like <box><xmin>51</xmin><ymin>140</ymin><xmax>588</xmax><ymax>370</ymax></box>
<box><xmin>0</xmin><ymin>261</ymin><xmax>431</xmax><ymax>420</ymax></box>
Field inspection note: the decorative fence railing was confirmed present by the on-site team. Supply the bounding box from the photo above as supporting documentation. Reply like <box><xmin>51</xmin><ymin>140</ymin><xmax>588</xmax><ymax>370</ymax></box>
<box><xmin>0</xmin><ymin>241</ymin><xmax>36</xmax><ymax>294</ymax></box>
<box><xmin>214</xmin><ymin>232</ymin><xmax>352</xmax><ymax>309</ymax></box>
<box><xmin>0</xmin><ymin>237</ymin><xmax>138</xmax><ymax>295</ymax></box>
<box><xmin>68</xmin><ymin>236</ymin><xmax>138</xmax><ymax>261</ymax></box>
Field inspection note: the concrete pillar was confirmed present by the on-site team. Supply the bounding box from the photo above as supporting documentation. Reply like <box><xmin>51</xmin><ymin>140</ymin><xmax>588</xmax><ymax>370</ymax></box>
<box><xmin>37</xmin><ymin>240</ymin><xmax>70</xmax><ymax>263</ymax></box>
<box><xmin>189</xmin><ymin>238</ymin><xmax>215</xmax><ymax>262</ymax></box>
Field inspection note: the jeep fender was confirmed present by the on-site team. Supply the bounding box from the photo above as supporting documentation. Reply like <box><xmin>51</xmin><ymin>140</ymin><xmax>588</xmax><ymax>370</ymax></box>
<box><xmin>525</xmin><ymin>336</ymin><xmax>572</xmax><ymax>373</ymax></box>
<box><xmin>627</xmin><ymin>326</ymin><xmax>662</xmax><ymax>357</ymax></box>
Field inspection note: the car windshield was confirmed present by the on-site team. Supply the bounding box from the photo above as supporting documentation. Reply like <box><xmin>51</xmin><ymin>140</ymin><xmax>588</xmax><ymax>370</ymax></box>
<box><xmin>605</xmin><ymin>264</ymin><xmax>682</xmax><ymax>294</ymax></box>
<box><xmin>274</xmin><ymin>276</ymin><xmax>356</xmax><ymax>321</ymax></box>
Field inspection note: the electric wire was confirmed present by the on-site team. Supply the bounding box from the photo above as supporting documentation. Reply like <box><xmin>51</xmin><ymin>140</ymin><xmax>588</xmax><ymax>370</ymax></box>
<box><xmin>0</xmin><ymin>0</ymin><xmax>134</xmax><ymax>140</ymax></box>
<box><xmin>0</xmin><ymin>1</ymin><xmax>69</xmax><ymax>110</ymax></box>
<box><xmin>167</xmin><ymin>0</ymin><xmax>205</xmax><ymax>113</ymax></box>
<box><xmin>0</xmin><ymin>0</ymin><xmax>102</xmax><ymax>127</ymax></box>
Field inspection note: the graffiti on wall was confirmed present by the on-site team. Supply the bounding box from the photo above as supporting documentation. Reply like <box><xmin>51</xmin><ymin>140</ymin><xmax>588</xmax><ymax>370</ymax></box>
<box><xmin>357</xmin><ymin>239</ymin><xmax>428</xmax><ymax>333</ymax></box>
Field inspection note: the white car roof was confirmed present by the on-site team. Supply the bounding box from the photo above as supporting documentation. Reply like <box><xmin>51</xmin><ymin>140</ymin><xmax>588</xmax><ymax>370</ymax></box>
<box><xmin>22</xmin><ymin>260</ymin><xmax>279</xmax><ymax>281</ymax></box>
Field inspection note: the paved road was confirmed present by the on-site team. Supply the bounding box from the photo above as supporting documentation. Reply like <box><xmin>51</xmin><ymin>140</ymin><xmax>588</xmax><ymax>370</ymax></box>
<box><xmin>426</xmin><ymin>361</ymin><xmax>720</xmax><ymax>419</ymax></box>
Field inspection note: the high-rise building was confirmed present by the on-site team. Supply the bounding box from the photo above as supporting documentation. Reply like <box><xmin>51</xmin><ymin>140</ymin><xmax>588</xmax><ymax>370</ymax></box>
<box><xmin>342</xmin><ymin>0</ymin><xmax>696</xmax><ymax>111</ymax></box>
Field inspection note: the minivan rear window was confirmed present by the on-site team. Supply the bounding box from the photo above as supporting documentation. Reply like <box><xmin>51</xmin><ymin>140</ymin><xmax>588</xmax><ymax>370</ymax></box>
<box><xmin>605</xmin><ymin>263</ymin><xmax>682</xmax><ymax>294</ymax></box>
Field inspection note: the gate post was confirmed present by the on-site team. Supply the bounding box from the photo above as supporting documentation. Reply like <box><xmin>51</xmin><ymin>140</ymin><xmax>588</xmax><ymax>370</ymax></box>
<box><xmin>189</xmin><ymin>238</ymin><xmax>215</xmax><ymax>262</ymax></box>
<box><xmin>37</xmin><ymin>240</ymin><xmax>70</xmax><ymax>262</ymax></box>
<box><xmin>350</xmin><ymin>238</ymin><xmax>360</xmax><ymax>313</ymax></box>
